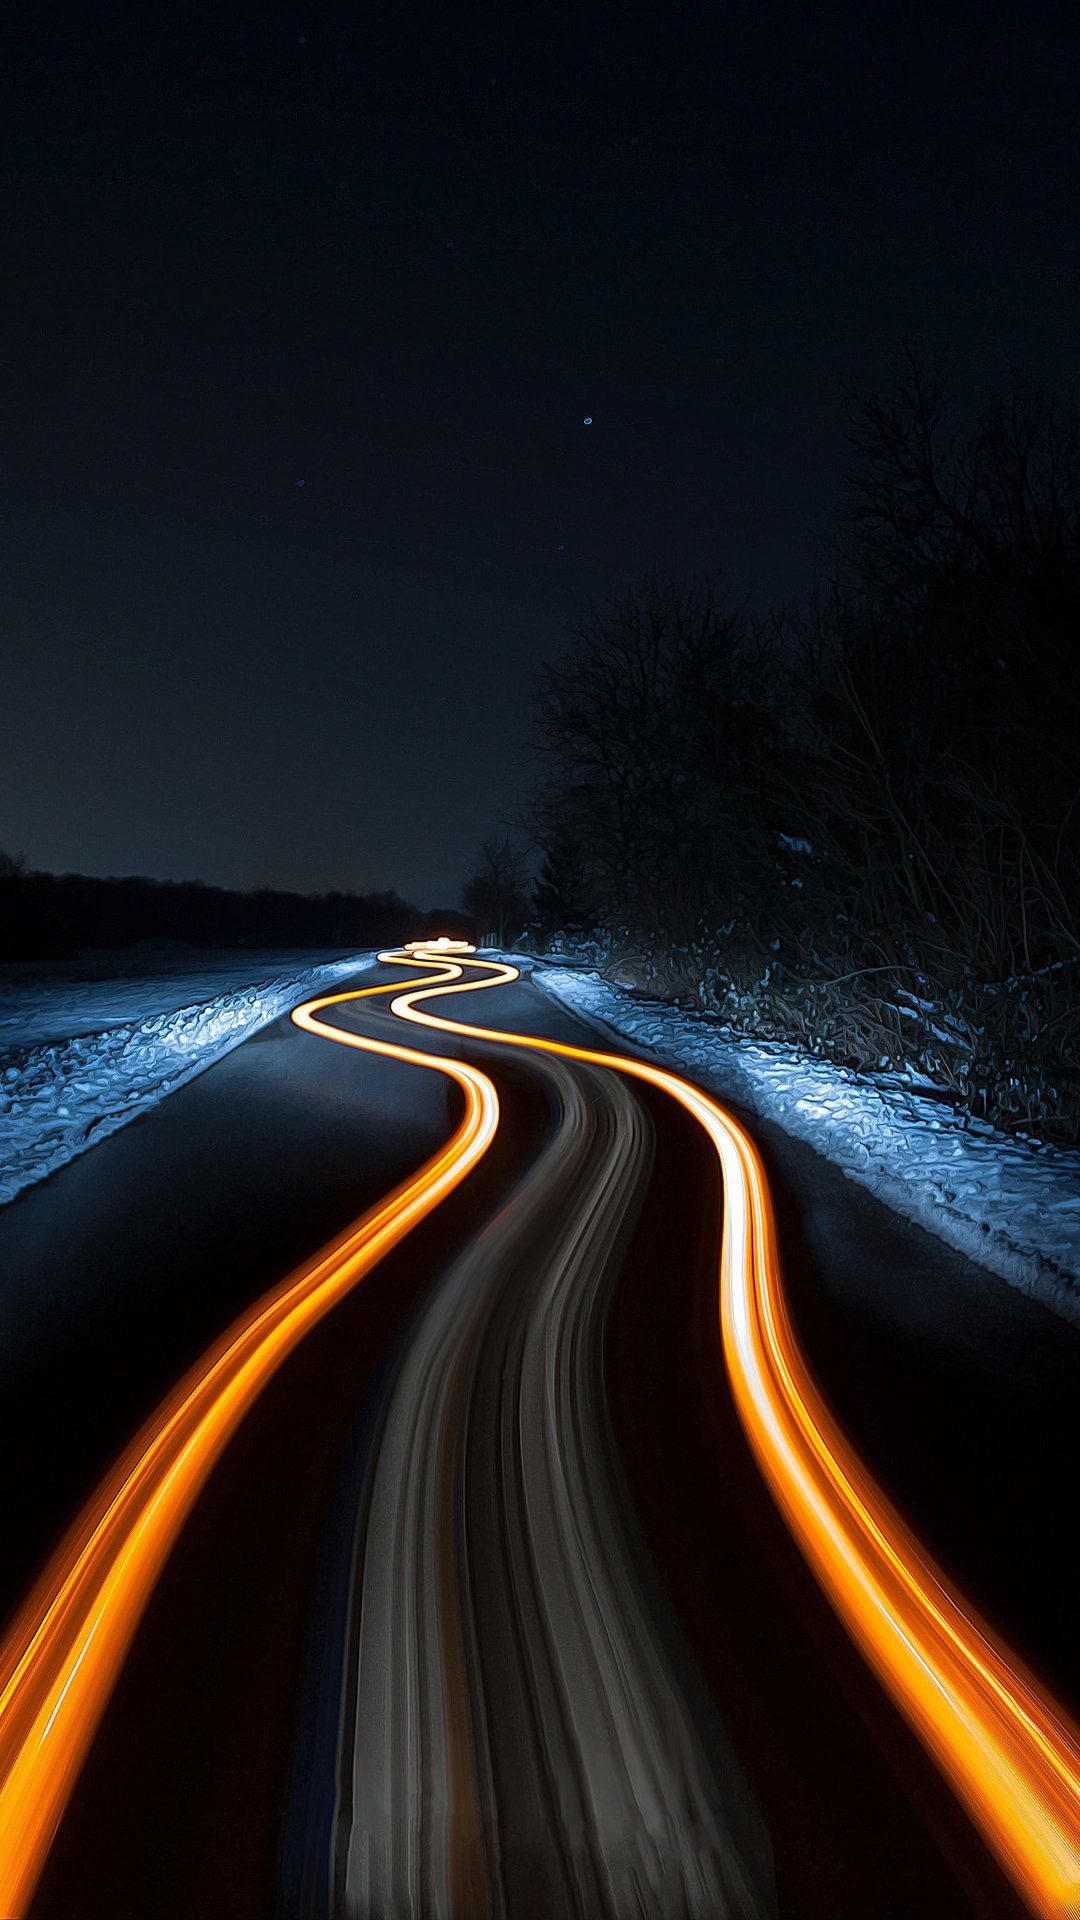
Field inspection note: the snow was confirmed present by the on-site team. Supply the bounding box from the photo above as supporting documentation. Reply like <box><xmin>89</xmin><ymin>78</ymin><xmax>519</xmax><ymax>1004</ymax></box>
<box><xmin>534</xmin><ymin>966</ymin><xmax>1080</xmax><ymax>1326</ymax></box>
<box><xmin>0</xmin><ymin>953</ymin><xmax>375</xmax><ymax>1207</ymax></box>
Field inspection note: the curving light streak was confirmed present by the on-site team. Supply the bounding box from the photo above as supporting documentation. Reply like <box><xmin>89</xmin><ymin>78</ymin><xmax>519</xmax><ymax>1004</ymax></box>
<box><xmin>0</xmin><ymin>961</ymin><xmax>498</xmax><ymax>1917</ymax></box>
<box><xmin>382</xmin><ymin>946</ymin><xmax>1080</xmax><ymax>1920</ymax></box>
<box><xmin>2</xmin><ymin>943</ymin><xmax>1078</xmax><ymax>1918</ymax></box>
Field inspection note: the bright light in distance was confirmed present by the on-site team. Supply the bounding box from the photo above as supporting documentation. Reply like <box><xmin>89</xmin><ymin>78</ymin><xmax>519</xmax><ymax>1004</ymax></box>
<box><xmin>402</xmin><ymin>937</ymin><xmax>474</xmax><ymax>953</ymax></box>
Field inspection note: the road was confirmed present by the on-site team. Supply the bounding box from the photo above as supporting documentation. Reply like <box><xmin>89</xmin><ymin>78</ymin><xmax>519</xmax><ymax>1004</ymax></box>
<box><xmin>1</xmin><ymin>945</ymin><xmax>1079</xmax><ymax>1918</ymax></box>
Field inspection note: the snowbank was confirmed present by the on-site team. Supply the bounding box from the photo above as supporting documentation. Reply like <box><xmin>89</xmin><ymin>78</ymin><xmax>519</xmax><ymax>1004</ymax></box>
<box><xmin>0</xmin><ymin>954</ymin><xmax>381</xmax><ymax>1052</ymax></box>
<box><xmin>535</xmin><ymin>967</ymin><xmax>1080</xmax><ymax>1325</ymax></box>
<box><xmin>0</xmin><ymin>955</ymin><xmax>375</xmax><ymax>1207</ymax></box>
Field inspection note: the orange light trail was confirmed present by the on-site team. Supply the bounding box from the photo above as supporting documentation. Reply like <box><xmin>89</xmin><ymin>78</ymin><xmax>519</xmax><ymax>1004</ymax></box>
<box><xmin>383</xmin><ymin>946</ymin><xmax>1080</xmax><ymax>1920</ymax></box>
<box><xmin>1</xmin><ymin>942</ymin><xmax>1078</xmax><ymax>1919</ymax></box>
<box><xmin>0</xmin><ymin>953</ymin><xmax>496</xmax><ymax>1917</ymax></box>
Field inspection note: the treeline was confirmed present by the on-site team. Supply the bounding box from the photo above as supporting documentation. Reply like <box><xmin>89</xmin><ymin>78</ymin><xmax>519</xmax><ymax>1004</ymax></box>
<box><xmin>529</xmin><ymin>355</ymin><xmax>1080</xmax><ymax>1144</ymax></box>
<box><xmin>0</xmin><ymin>866</ymin><xmax>457</xmax><ymax>961</ymax></box>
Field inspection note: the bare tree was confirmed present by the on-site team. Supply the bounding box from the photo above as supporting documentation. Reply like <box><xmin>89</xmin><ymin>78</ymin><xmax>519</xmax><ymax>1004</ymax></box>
<box><xmin>532</xmin><ymin>833</ymin><xmax>592</xmax><ymax>936</ymax></box>
<box><xmin>533</xmin><ymin>576</ymin><xmax>781</xmax><ymax>941</ymax></box>
<box><xmin>462</xmin><ymin>838</ymin><xmax>531</xmax><ymax>948</ymax></box>
<box><xmin>526</xmin><ymin>365</ymin><xmax>1080</xmax><ymax>1141</ymax></box>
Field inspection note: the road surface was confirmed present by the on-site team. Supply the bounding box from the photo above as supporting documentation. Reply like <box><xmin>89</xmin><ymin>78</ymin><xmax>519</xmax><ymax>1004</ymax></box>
<box><xmin>1</xmin><ymin>946</ymin><xmax>1079</xmax><ymax>1918</ymax></box>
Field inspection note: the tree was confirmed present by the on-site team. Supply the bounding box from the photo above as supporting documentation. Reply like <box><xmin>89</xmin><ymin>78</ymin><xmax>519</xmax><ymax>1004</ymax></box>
<box><xmin>462</xmin><ymin>838</ymin><xmax>531</xmax><ymax>948</ymax></box>
<box><xmin>532</xmin><ymin>576</ymin><xmax>782</xmax><ymax>941</ymax></box>
<box><xmin>821</xmin><ymin>350</ymin><xmax>1080</xmax><ymax>977</ymax></box>
<box><xmin>524</xmin><ymin>363</ymin><xmax>1080</xmax><ymax>1140</ymax></box>
<box><xmin>532</xmin><ymin>834</ymin><xmax>591</xmax><ymax>936</ymax></box>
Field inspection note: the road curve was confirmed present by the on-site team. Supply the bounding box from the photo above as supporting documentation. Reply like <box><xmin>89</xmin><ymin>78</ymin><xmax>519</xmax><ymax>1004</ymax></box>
<box><xmin>374</xmin><ymin>946</ymin><xmax>1080</xmax><ymax>1920</ymax></box>
<box><xmin>3</xmin><ymin>941</ymin><xmax>1080</xmax><ymax>1918</ymax></box>
<box><xmin>332</xmin><ymin>1039</ymin><xmax>773</xmax><ymax>1919</ymax></box>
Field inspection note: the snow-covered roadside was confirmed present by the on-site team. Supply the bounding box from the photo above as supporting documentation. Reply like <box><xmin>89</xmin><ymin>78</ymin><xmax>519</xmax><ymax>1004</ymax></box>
<box><xmin>0</xmin><ymin>955</ymin><xmax>375</xmax><ymax>1207</ymax></box>
<box><xmin>534</xmin><ymin>966</ymin><xmax>1080</xmax><ymax>1325</ymax></box>
<box><xmin>0</xmin><ymin>953</ymin><xmax>374</xmax><ymax>1053</ymax></box>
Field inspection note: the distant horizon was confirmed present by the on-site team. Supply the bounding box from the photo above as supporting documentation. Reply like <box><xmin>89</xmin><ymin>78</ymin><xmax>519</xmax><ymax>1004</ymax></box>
<box><xmin>7</xmin><ymin>856</ymin><xmax>467</xmax><ymax>916</ymax></box>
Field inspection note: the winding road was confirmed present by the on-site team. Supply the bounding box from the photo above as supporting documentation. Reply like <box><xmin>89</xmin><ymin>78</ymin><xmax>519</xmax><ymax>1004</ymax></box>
<box><xmin>1</xmin><ymin>944</ymin><xmax>1079</xmax><ymax>1918</ymax></box>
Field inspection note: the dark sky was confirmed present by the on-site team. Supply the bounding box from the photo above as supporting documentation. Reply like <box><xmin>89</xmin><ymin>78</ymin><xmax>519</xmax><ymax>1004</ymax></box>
<box><xmin>3</xmin><ymin>2</ymin><xmax>1078</xmax><ymax>906</ymax></box>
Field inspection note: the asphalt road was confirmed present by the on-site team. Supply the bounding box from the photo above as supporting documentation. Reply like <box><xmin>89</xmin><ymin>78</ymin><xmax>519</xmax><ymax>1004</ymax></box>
<box><xmin>2</xmin><ymin>953</ymin><xmax>1079</xmax><ymax>1918</ymax></box>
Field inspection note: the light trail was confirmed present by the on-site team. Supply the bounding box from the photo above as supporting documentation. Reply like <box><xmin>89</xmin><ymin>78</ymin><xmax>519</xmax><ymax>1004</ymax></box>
<box><xmin>379</xmin><ymin>945</ymin><xmax>1080</xmax><ymax>1920</ymax></box>
<box><xmin>2</xmin><ymin>938</ymin><xmax>1078</xmax><ymax>1917</ymax></box>
<box><xmin>0</xmin><ymin>952</ymin><xmax>496</xmax><ymax>1918</ymax></box>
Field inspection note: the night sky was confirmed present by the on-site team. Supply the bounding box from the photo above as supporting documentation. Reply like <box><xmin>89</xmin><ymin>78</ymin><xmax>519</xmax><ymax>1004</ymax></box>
<box><xmin>3</xmin><ymin>3</ymin><xmax>1078</xmax><ymax>906</ymax></box>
